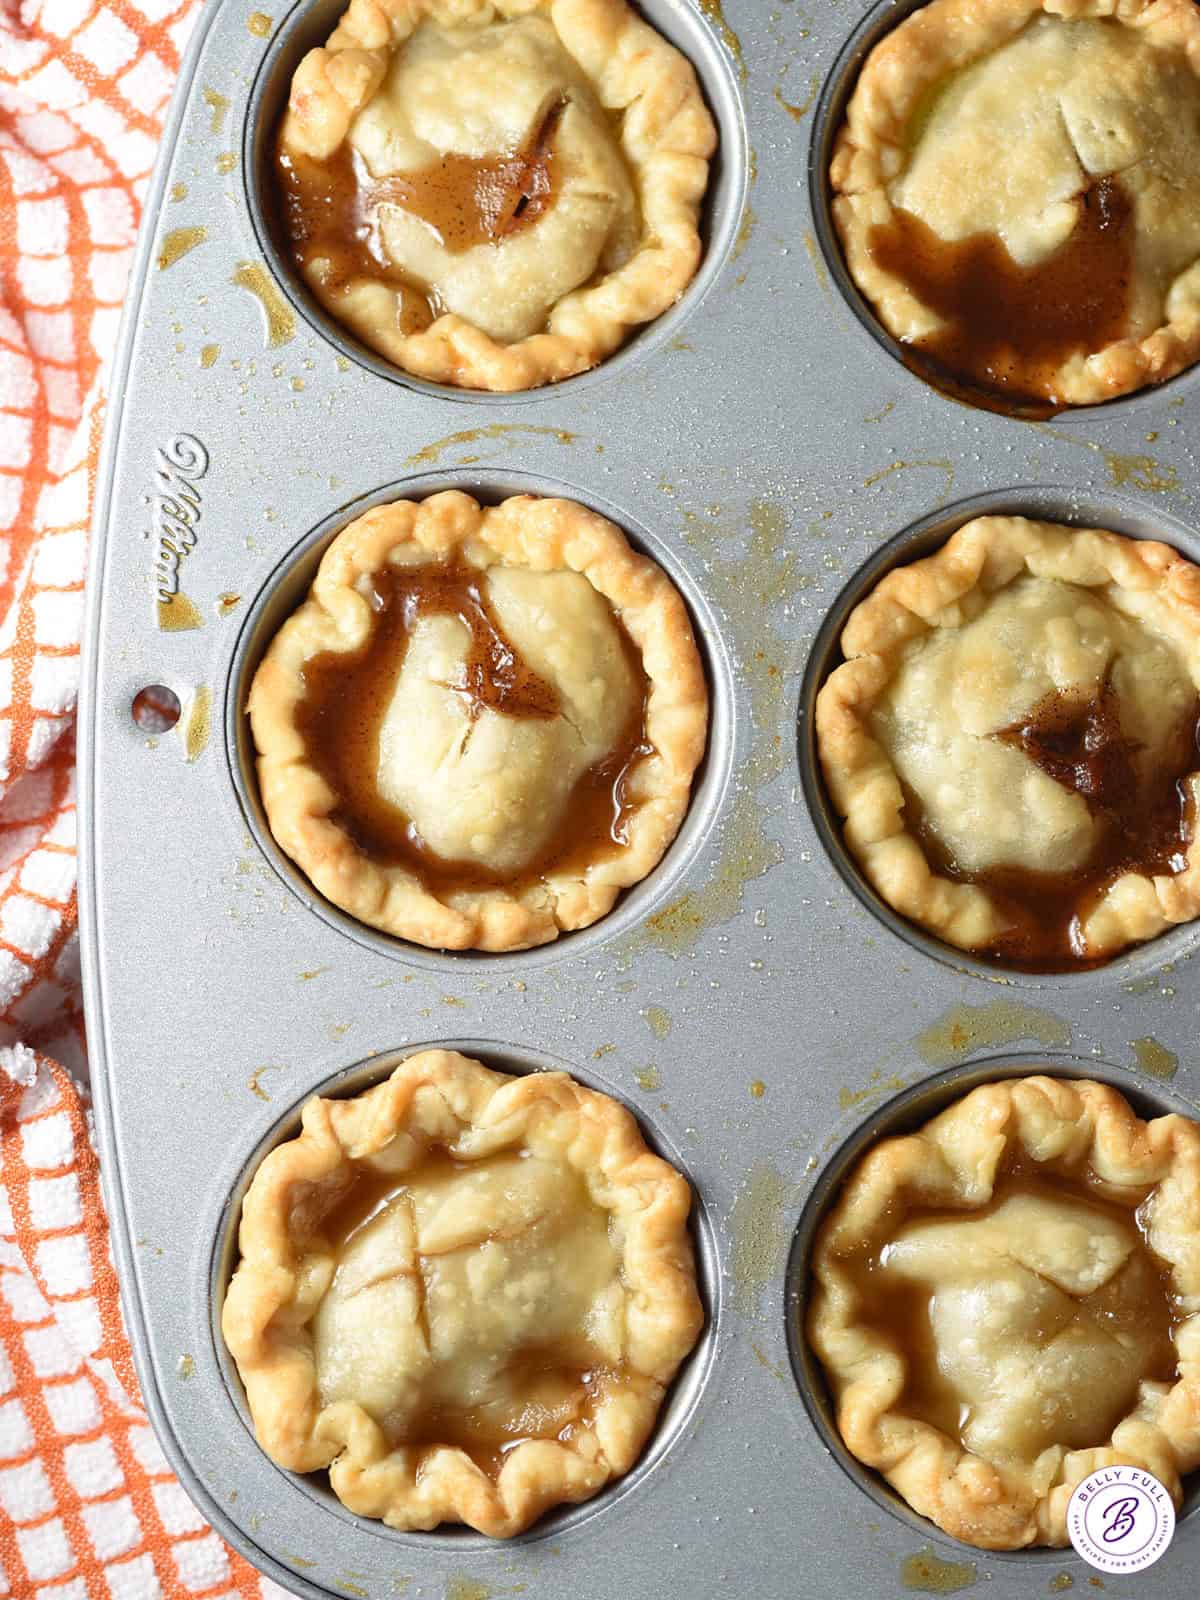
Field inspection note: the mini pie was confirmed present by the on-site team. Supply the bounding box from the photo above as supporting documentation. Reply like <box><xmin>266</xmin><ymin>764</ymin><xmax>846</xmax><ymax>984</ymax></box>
<box><xmin>807</xmin><ymin>1074</ymin><xmax>1200</xmax><ymax>1550</ymax></box>
<box><xmin>221</xmin><ymin>1049</ymin><xmax>704</xmax><ymax>1536</ymax></box>
<box><xmin>816</xmin><ymin>515</ymin><xmax>1200</xmax><ymax>969</ymax></box>
<box><xmin>275</xmin><ymin>0</ymin><xmax>717</xmax><ymax>391</ymax></box>
<box><xmin>831</xmin><ymin>0</ymin><xmax>1200</xmax><ymax>410</ymax></box>
<box><xmin>248</xmin><ymin>490</ymin><xmax>708</xmax><ymax>952</ymax></box>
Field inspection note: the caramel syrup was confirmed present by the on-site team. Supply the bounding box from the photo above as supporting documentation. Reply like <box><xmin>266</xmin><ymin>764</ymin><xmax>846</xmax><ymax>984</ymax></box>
<box><xmin>866</xmin><ymin>176</ymin><xmax>1134</xmax><ymax>416</ymax></box>
<box><xmin>995</xmin><ymin>673</ymin><xmax>1141</xmax><ymax>811</ymax></box>
<box><xmin>273</xmin><ymin>100</ymin><xmax>565</xmax><ymax>330</ymax></box>
<box><xmin>293</xmin><ymin>559</ymin><xmax>653</xmax><ymax>894</ymax></box>
<box><xmin>905</xmin><ymin>680</ymin><xmax>1200</xmax><ymax>971</ymax></box>
<box><xmin>842</xmin><ymin>1162</ymin><xmax>1181</xmax><ymax>1455</ymax></box>
<box><xmin>319</xmin><ymin>1154</ymin><xmax>625</xmax><ymax>1478</ymax></box>
<box><xmin>395</xmin><ymin>1357</ymin><xmax>618</xmax><ymax>1478</ymax></box>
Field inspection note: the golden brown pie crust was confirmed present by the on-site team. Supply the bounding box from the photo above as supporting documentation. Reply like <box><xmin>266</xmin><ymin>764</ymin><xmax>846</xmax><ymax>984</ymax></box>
<box><xmin>221</xmin><ymin>1049</ymin><xmax>704</xmax><ymax>1537</ymax></box>
<box><xmin>831</xmin><ymin>0</ymin><xmax>1200</xmax><ymax>407</ymax></box>
<box><xmin>279</xmin><ymin>0</ymin><xmax>717</xmax><ymax>391</ymax></box>
<box><xmin>248</xmin><ymin>490</ymin><xmax>708</xmax><ymax>952</ymax></box>
<box><xmin>816</xmin><ymin>515</ymin><xmax>1200</xmax><ymax>963</ymax></box>
<box><xmin>807</xmin><ymin>1075</ymin><xmax>1200</xmax><ymax>1550</ymax></box>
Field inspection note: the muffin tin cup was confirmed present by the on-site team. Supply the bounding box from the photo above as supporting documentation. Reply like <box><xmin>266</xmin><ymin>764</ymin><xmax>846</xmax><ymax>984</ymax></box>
<box><xmin>242</xmin><ymin>0</ymin><xmax>752</xmax><ymax>405</ymax></box>
<box><xmin>207</xmin><ymin>1040</ymin><xmax>724</xmax><ymax>1552</ymax></box>
<box><xmin>225</xmin><ymin>467</ymin><xmax>738</xmax><ymax>974</ymax></box>
<box><xmin>786</xmin><ymin>1052</ymin><xmax>1200</xmax><ymax>1562</ymax></box>
<box><xmin>808</xmin><ymin>0</ymin><xmax>1200</xmax><ymax>426</ymax></box>
<box><xmin>78</xmin><ymin>0</ymin><xmax>1200</xmax><ymax>1595</ymax></box>
<box><xmin>799</xmin><ymin>483</ymin><xmax>1200</xmax><ymax>991</ymax></box>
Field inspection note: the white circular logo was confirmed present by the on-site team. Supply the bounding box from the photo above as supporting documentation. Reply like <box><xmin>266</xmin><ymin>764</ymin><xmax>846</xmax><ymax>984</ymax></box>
<box><xmin>1067</xmin><ymin>1469</ymin><xmax>1176</xmax><ymax>1574</ymax></box>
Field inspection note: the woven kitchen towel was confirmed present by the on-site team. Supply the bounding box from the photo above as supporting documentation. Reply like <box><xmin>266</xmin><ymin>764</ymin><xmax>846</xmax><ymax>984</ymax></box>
<box><xmin>1</xmin><ymin>1048</ymin><xmax>291</xmax><ymax>1598</ymax></box>
<box><xmin>0</xmin><ymin>0</ymin><xmax>291</xmax><ymax>1593</ymax></box>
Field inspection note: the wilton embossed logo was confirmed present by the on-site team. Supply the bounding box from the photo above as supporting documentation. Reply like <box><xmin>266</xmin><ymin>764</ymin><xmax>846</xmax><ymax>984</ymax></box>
<box><xmin>1068</xmin><ymin>1468</ymin><xmax>1175</xmax><ymax>1573</ymax></box>
<box><xmin>150</xmin><ymin>434</ymin><xmax>207</xmax><ymax>632</ymax></box>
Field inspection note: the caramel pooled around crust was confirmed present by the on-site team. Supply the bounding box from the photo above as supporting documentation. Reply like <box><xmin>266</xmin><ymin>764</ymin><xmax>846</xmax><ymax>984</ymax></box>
<box><xmin>221</xmin><ymin>1050</ymin><xmax>704</xmax><ymax>1536</ymax></box>
<box><xmin>277</xmin><ymin>0</ymin><xmax>716</xmax><ymax>391</ymax></box>
<box><xmin>808</xmin><ymin>1076</ymin><xmax>1200</xmax><ymax>1550</ymax></box>
<box><xmin>815</xmin><ymin>515</ymin><xmax>1200</xmax><ymax>968</ymax></box>
<box><xmin>247</xmin><ymin>491</ymin><xmax>708</xmax><ymax>953</ymax></box>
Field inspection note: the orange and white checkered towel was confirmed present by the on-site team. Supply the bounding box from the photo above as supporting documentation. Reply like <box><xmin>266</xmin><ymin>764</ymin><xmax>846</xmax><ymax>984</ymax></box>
<box><xmin>0</xmin><ymin>1</ymin><xmax>287</xmax><ymax>1594</ymax></box>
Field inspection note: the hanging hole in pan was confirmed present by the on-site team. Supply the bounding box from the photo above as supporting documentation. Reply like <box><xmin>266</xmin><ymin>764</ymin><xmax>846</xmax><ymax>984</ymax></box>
<box><xmin>131</xmin><ymin>684</ymin><xmax>181</xmax><ymax>732</ymax></box>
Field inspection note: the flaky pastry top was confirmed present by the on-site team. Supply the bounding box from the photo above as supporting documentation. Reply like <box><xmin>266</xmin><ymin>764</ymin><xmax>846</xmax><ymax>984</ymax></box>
<box><xmin>248</xmin><ymin>490</ymin><xmax>708</xmax><ymax>952</ymax></box>
<box><xmin>280</xmin><ymin>0</ymin><xmax>716</xmax><ymax>390</ymax></box>
<box><xmin>831</xmin><ymin>0</ymin><xmax>1200</xmax><ymax>406</ymax></box>
<box><xmin>808</xmin><ymin>1075</ymin><xmax>1200</xmax><ymax>1549</ymax></box>
<box><xmin>816</xmin><ymin>515</ymin><xmax>1200</xmax><ymax>963</ymax></box>
<box><xmin>222</xmin><ymin>1050</ymin><xmax>703</xmax><ymax>1536</ymax></box>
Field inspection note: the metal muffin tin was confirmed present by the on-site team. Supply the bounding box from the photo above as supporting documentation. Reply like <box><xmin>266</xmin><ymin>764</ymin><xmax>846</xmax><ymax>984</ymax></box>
<box><xmin>77</xmin><ymin>0</ymin><xmax>1200</xmax><ymax>1594</ymax></box>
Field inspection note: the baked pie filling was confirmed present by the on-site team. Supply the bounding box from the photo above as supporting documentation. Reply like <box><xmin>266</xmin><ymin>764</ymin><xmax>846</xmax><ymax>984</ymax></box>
<box><xmin>315</xmin><ymin>1151</ymin><xmax>627</xmax><ymax>1478</ymax></box>
<box><xmin>831</xmin><ymin>0</ymin><xmax>1200</xmax><ymax>411</ymax></box>
<box><xmin>222</xmin><ymin>1051</ymin><xmax>704</xmax><ymax>1536</ymax></box>
<box><xmin>248</xmin><ymin>491</ymin><xmax>707</xmax><ymax>951</ymax></box>
<box><xmin>846</xmin><ymin>1173</ymin><xmax>1180</xmax><ymax>1463</ymax></box>
<box><xmin>295</xmin><ymin>558</ymin><xmax>650</xmax><ymax>889</ymax></box>
<box><xmin>807</xmin><ymin>1076</ymin><xmax>1200</xmax><ymax>1550</ymax></box>
<box><xmin>275</xmin><ymin>0</ymin><xmax>716</xmax><ymax>390</ymax></box>
<box><xmin>816</xmin><ymin>516</ymin><xmax>1200</xmax><ymax>969</ymax></box>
